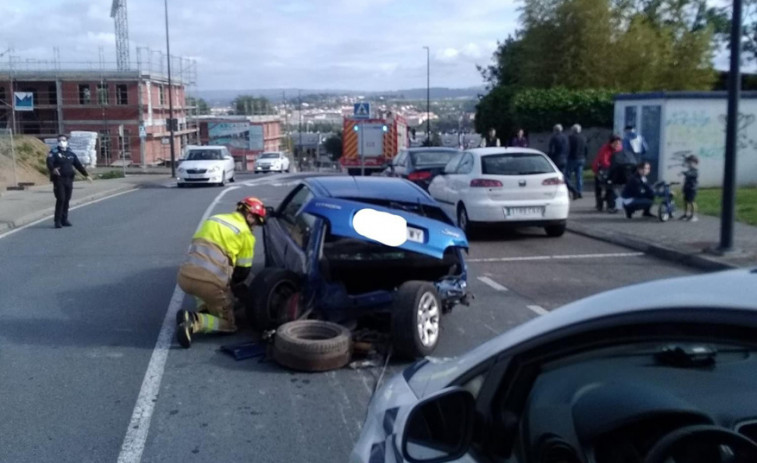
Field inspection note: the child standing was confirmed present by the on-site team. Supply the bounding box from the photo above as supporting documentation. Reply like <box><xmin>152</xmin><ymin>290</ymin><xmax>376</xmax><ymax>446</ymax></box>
<box><xmin>680</xmin><ymin>155</ymin><xmax>699</xmax><ymax>222</ymax></box>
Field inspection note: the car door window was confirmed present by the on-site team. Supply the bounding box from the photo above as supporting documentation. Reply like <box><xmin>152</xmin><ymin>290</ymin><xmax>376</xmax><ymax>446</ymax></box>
<box><xmin>278</xmin><ymin>186</ymin><xmax>314</xmax><ymax>248</ymax></box>
<box><xmin>456</xmin><ymin>153</ymin><xmax>475</xmax><ymax>175</ymax></box>
<box><xmin>289</xmin><ymin>212</ymin><xmax>316</xmax><ymax>248</ymax></box>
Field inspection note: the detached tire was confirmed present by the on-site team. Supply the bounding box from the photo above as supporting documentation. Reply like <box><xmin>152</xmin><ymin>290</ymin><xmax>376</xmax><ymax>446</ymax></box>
<box><xmin>392</xmin><ymin>281</ymin><xmax>442</xmax><ymax>359</ymax></box>
<box><xmin>246</xmin><ymin>268</ymin><xmax>301</xmax><ymax>330</ymax></box>
<box><xmin>273</xmin><ymin>321</ymin><xmax>352</xmax><ymax>372</ymax></box>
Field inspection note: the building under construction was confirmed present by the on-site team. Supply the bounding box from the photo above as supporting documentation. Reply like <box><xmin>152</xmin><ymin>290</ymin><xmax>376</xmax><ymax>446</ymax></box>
<box><xmin>0</xmin><ymin>48</ymin><xmax>199</xmax><ymax>167</ymax></box>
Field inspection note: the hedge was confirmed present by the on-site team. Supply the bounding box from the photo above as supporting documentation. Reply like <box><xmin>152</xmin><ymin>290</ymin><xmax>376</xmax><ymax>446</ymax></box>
<box><xmin>510</xmin><ymin>88</ymin><xmax>615</xmax><ymax>132</ymax></box>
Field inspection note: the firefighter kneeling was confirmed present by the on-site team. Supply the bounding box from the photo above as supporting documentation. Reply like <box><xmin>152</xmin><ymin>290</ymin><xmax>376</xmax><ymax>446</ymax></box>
<box><xmin>175</xmin><ymin>197</ymin><xmax>267</xmax><ymax>348</ymax></box>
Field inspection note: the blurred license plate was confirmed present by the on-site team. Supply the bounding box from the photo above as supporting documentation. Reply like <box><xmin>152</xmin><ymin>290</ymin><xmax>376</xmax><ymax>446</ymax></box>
<box><xmin>407</xmin><ymin>227</ymin><xmax>424</xmax><ymax>243</ymax></box>
<box><xmin>505</xmin><ymin>207</ymin><xmax>544</xmax><ymax>218</ymax></box>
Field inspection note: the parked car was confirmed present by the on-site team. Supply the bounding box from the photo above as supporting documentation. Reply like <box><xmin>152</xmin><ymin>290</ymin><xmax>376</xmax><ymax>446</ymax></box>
<box><xmin>351</xmin><ymin>267</ymin><xmax>757</xmax><ymax>463</ymax></box>
<box><xmin>254</xmin><ymin>151</ymin><xmax>290</xmax><ymax>173</ymax></box>
<box><xmin>428</xmin><ymin>148</ymin><xmax>570</xmax><ymax>237</ymax></box>
<box><xmin>382</xmin><ymin>147</ymin><xmax>461</xmax><ymax>191</ymax></box>
<box><xmin>249</xmin><ymin>176</ymin><xmax>471</xmax><ymax>358</ymax></box>
<box><xmin>176</xmin><ymin>145</ymin><xmax>235</xmax><ymax>187</ymax></box>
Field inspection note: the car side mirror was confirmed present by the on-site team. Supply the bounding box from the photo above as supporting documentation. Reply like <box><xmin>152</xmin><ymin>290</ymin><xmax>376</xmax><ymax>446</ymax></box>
<box><xmin>265</xmin><ymin>206</ymin><xmax>276</xmax><ymax>218</ymax></box>
<box><xmin>401</xmin><ymin>388</ymin><xmax>475</xmax><ymax>463</ymax></box>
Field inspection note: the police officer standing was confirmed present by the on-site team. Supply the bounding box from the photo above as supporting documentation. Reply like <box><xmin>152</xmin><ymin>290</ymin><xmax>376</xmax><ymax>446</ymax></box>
<box><xmin>46</xmin><ymin>134</ymin><xmax>92</xmax><ymax>229</ymax></box>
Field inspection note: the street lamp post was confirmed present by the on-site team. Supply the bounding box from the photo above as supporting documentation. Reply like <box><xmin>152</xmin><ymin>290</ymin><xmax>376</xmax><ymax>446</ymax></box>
<box><xmin>423</xmin><ymin>46</ymin><xmax>430</xmax><ymax>146</ymax></box>
<box><xmin>718</xmin><ymin>0</ymin><xmax>743</xmax><ymax>252</ymax></box>
<box><xmin>0</xmin><ymin>48</ymin><xmax>18</xmax><ymax>187</ymax></box>
<box><xmin>164</xmin><ymin>0</ymin><xmax>177</xmax><ymax>178</ymax></box>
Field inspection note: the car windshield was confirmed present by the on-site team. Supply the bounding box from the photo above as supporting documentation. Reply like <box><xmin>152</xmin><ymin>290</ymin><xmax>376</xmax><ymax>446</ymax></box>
<box><xmin>410</xmin><ymin>150</ymin><xmax>458</xmax><ymax>167</ymax></box>
<box><xmin>481</xmin><ymin>152</ymin><xmax>555</xmax><ymax>175</ymax></box>
<box><xmin>342</xmin><ymin>197</ymin><xmax>454</xmax><ymax>225</ymax></box>
<box><xmin>260</xmin><ymin>153</ymin><xmax>279</xmax><ymax>159</ymax></box>
<box><xmin>185</xmin><ymin>150</ymin><xmax>223</xmax><ymax>161</ymax></box>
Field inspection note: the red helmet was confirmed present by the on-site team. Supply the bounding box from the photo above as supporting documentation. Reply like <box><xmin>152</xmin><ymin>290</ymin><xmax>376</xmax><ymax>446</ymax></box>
<box><xmin>237</xmin><ymin>197</ymin><xmax>266</xmax><ymax>223</ymax></box>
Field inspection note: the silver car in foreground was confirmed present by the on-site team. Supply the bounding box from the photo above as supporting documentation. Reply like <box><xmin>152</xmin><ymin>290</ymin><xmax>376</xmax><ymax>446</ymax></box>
<box><xmin>351</xmin><ymin>267</ymin><xmax>757</xmax><ymax>463</ymax></box>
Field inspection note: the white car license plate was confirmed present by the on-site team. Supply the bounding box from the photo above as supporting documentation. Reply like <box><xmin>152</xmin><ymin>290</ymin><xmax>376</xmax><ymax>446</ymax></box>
<box><xmin>505</xmin><ymin>207</ymin><xmax>544</xmax><ymax>218</ymax></box>
<box><xmin>407</xmin><ymin>227</ymin><xmax>425</xmax><ymax>243</ymax></box>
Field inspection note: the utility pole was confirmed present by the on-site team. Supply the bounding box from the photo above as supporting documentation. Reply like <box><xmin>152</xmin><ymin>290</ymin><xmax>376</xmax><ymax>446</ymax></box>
<box><xmin>423</xmin><ymin>46</ymin><xmax>430</xmax><ymax>146</ymax></box>
<box><xmin>298</xmin><ymin>90</ymin><xmax>303</xmax><ymax>169</ymax></box>
<box><xmin>164</xmin><ymin>0</ymin><xmax>177</xmax><ymax>178</ymax></box>
<box><xmin>719</xmin><ymin>0</ymin><xmax>743</xmax><ymax>252</ymax></box>
<box><xmin>1</xmin><ymin>48</ymin><xmax>19</xmax><ymax>187</ymax></box>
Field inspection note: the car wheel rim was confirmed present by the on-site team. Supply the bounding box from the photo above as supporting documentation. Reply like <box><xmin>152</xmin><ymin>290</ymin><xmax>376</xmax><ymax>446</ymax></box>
<box><xmin>269</xmin><ymin>281</ymin><xmax>297</xmax><ymax>321</ymax></box>
<box><xmin>416</xmin><ymin>292</ymin><xmax>440</xmax><ymax>347</ymax></box>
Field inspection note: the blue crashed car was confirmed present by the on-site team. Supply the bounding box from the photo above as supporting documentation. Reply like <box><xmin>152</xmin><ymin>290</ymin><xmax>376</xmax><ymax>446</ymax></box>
<box><xmin>247</xmin><ymin>176</ymin><xmax>470</xmax><ymax>358</ymax></box>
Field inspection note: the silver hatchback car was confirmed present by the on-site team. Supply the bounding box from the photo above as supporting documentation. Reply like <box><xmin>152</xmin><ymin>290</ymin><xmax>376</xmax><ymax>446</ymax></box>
<box><xmin>351</xmin><ymin>268</ymin><xmax>757</xmax><ymax>463</ymax></box>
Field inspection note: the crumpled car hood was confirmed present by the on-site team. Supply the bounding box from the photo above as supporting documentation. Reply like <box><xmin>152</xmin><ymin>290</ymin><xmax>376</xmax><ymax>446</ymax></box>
<box><xmin>302</xmin><ymin>197</ymin><xmax>468</xmax><ymax>260</ymax></box>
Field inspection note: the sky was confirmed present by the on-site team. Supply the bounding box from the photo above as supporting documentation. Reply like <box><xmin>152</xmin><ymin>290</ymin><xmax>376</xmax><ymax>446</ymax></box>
<box><xmin>0</xmin><ymin>0</ymin><xmax>519</xmax><ymax>91</ymax></box>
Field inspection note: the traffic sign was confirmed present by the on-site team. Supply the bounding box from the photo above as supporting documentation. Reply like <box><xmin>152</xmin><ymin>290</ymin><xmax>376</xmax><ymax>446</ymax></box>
<box><xmin>139</xmin><ymin>125</ymin><xmax>147</xmax><ymax>138</ymax></box>
<box><xmin>353</xmin><ymin>102</ymin><xmax>371</xmax><ymax>119</ymax></box>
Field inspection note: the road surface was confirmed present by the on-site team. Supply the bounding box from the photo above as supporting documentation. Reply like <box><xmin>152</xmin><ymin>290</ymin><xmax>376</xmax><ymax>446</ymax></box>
<box><xmin>0</xmin><ymin>173</ymin><xmax>696</xmax><ymax>463</ymax></box>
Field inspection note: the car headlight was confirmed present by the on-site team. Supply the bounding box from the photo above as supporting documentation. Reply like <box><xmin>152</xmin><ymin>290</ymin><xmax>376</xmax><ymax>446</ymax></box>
<box><xmin>208</xmin><ymin>166</ymin><xmax>220</xmax><ymax>173</ymax></box>
<box><xmin>177</xmin><ymin>167</ymin><xmax>185</xmax><ymax>173</ymax></box>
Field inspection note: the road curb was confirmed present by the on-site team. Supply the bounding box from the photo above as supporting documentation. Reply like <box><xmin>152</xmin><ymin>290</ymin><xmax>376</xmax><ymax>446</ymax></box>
<box><xmin>0</xmin><ymin>184</ymin><xmax>139</xmax><ymax>233</ymax></box>
<box><xmin>567</xmin><ymin>221</ymin><xmax>736</xmax><ymax>271</ymax></box>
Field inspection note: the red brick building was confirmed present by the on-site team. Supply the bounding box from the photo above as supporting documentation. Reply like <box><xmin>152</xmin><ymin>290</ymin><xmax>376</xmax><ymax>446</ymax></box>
<box><xmin>197</xmin><ymin>116</ymin><xmax>283</xmax><ymax>170</ymax></box>
<box><xmin>0</xmin><ymin>70</ymin><xmax>197</xmax><ymax>166</ymax></box>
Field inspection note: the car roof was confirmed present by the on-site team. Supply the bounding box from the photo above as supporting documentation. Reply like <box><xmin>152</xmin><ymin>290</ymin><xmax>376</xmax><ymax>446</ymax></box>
<box><xmin>185</xmin><ymin>145</ymin><xmax>225</xmax><ymax>150</ymax></box>
<box><xmin>467</xmin><ymin>147</ymin><xmax>547</xmax><ymax>156</ymax></box>
<box><xmin>408</xmin><ymin>267</ymin><xmax>757</xmax><ymax>394</ymax></box>
<box><xmin>306</xmin><ymin>176</ymin><xmax>437</xmax><ymax>206</ymax></box>
<box><xmin>406</xmin><ymin>147</ymin><xmax>460</xmax><ymax>153</ymax></box>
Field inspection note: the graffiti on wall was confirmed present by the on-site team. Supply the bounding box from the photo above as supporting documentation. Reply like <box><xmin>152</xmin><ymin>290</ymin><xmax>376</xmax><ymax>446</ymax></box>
<box><xmin>664</xmin><ymin>110</ymin><xmax>757</xmax><ymax>173</ymax></box>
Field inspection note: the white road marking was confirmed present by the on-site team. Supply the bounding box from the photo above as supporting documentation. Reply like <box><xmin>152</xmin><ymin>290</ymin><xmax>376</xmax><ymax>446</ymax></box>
<box><xmin>0</xmin><ymin>188</ymin><xmax>138</xmax><ymax>240</ymax></box>
<box><xmin>477</xmin><ymin>276</ymin><xmax>508</xmax><ymax>292</ymax></box>
<box><xmin>116</xmin><ymin>186</ymin><xmax>240</xmax><ymax>463</ymax></box>
<box><xmin>468</xmin><ymin>252</ymin><xmax>644</xmax><ymax>263</ymax></box>
<box><xmin>527</xmin><ymin>305</ymin><xmax>550</xmax><ymax>316</ymax></box>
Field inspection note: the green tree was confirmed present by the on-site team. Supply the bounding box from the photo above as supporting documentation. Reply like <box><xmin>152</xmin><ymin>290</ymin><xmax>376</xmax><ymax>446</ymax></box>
<box><xmin>232</xmin><ymin>95</ymin><xmax>272</xmax><ymax>115</ymax></box>
<box><xmin>323</xmin><ymin>131</ymin><xmax>343</xmax><ymax>160</ymax></box>
<box><xmin>186</xmin><ymin>96</ymin><xmax>210</xmax><ymax>115</ymax></box>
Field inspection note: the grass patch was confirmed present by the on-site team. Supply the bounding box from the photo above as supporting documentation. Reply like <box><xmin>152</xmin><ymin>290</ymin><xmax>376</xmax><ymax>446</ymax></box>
<box><xmin>693</xmin><ymin>187</ymin><xmax>757</xmax><ymax>226</ymax></box>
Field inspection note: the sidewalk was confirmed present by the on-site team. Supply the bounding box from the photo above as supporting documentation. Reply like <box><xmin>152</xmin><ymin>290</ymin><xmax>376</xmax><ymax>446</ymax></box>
<box><xmin>568</xmin><ymin>193</ymin><xmax>757</xmax><ymax>270</ymax></box>
<box><xmin>0</xmin><ymin>175</ymin><xmax>169</xmax><ymax>234</ymax></box>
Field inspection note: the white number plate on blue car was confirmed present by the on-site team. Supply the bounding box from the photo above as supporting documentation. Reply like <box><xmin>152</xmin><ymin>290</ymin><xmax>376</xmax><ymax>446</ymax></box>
<box><xmin>407</xmin><ymin>227</ymin><xmax>425</xmax><ymax>243</ymax></box>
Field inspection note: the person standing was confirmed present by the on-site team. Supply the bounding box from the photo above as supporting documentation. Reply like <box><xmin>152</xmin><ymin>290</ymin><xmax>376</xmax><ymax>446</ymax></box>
<box><xmin>592</xmin><ymin>135</ymin><xmax>622</xmax><ymax>212</ymax></box>
<box><xmin>623</xmin><ymin>125</ymin><xmax>648</xmax><ymax>162</ymax></box>
<box><xmin>510</xmin><ymin>128</ymin><xmax>529</xmax><ymax>147</ymax></box>
<box><xmin>46</xmin><ymin>134</ymin><xmax>92</xmax><ymax>229</ymax></box>
<box><xmin>680</xmin><ymin>154</ymin><xmax>699</xmax><ymax>222</ymax></box>
<box><xmin>548</xmin><ymin>124</ymin><xmax>576</xmax><ymax>197</ymax></box>
<box><xmin>175</xmin><ymin>197</ymin><xmax>267</xmax><ymax>348</ymax></box>
<box><xmin>567</xmin><ymin>124</ymin><xmax>588</xmax><ymax>199</ymax></box>
<box><xmin>480</xmin><ymin>127</ymin><xmax>501</xmax><ymax>147</ymax></box>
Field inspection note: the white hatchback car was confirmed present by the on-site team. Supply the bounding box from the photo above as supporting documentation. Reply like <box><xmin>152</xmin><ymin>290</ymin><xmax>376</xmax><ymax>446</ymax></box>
<box><xmin>176</xmin><ymin>145</ymin><xmax>236</xmax><ymax>187</ymax></box>
<box><xmin>254</xmin><ymin>152</ymin><xmax>290</xmax><ymax>173</ymax></box>
<box><xmin>428</xmin><ymin>148</ymin><xmax>570</xmax><ymax>237</ymax></box>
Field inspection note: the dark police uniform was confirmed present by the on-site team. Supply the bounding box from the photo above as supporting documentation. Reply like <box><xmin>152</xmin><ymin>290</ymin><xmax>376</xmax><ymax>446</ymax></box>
<box><xmin>46</xmin><ymin>147</ymin><xmax>89</xmax><ymax>227</ymax></box>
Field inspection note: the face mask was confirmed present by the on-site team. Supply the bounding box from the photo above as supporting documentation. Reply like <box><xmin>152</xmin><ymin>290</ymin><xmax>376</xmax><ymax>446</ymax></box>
<box><xmin>58</xmin><ymin>140</ymin><xmax>68</xmax><ymax>150</ymax></box>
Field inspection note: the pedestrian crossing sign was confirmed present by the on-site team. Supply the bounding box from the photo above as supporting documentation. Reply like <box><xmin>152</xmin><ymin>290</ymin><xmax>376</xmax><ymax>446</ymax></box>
<box><xmin>353</xmin><ymin>102</ymin><xmax>371</xmax><ymax>119</ymax></box>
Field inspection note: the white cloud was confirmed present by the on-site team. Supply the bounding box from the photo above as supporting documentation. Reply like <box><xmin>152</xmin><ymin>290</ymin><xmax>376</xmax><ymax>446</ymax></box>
<box><xmin>2</xmin><ymin>0</ymin><xmax>519</xmax><ymax>90</ymax></box>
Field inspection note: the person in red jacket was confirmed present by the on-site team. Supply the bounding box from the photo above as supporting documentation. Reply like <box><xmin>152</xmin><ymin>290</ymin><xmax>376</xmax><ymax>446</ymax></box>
<box><xmin>592</xmin><ymin>135</ymin><xmax>622</xmax><ymax>212</ymax></box>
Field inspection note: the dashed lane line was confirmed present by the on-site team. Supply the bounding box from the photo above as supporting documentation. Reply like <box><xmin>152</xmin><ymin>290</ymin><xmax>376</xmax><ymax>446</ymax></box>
<box><xmin>527</xmin><ymin>305</ymin><xmax>550</xmax><ymax>316</ymax></box>
<box><xmin>477</xmin><ymin>276</ymin><xmax>508</xmax><ymax>292</ymax></box>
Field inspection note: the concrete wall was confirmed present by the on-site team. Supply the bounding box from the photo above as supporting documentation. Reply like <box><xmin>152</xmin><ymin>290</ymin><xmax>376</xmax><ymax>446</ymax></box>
<box><xmin>615</xmin><ymin>96</ymin><xmax>757</xmax><ymax>187</ymax></box>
